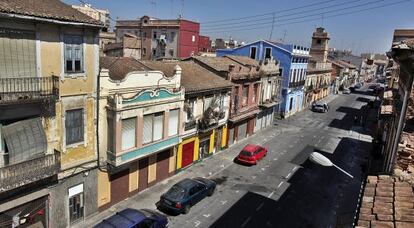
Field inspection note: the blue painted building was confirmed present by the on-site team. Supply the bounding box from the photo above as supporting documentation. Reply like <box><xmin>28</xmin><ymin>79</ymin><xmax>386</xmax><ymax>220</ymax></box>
<box><xmin>217</xmin><ymin>40</ymin><xmax>310</xmax><ymax>117</ymax></box>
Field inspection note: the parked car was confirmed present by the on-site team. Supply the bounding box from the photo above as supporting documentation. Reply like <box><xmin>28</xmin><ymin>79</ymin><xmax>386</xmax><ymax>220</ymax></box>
<box><xmin>311</xmin><ymin>103</ymin><xmax>328</xmax><ymax>113</ymax></box>
<box><xmin>236</xmin><ymin>144</ymin><xmax>267</xmax><ymax>165</ymax></box>
<box><xmin>93</xmin><ymin>208</ymin><xmax>168</xmax><ymax>228</ymax></box>
<box><xmin>157</xmin><ymin>178</ymin><xmax>216</xmax><ymax>215</ymax></box>
<box><xmin>354</xmin><ymin>83</ymin><xmax>362</xmax><ymax>89</ymax></box>
<box><xmin>343</xmin><ymin>88</ymin><xmax>351</xmax><ymax>94</ymax></box>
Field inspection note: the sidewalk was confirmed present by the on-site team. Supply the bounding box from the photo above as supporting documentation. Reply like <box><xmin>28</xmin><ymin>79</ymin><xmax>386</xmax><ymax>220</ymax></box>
<box><xmin>74</xmin><ymin>125</ymin><xmax>279</xmax><ymax>227</ymax></box>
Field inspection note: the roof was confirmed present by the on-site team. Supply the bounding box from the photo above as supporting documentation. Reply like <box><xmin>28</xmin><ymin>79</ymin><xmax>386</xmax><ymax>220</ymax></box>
<box><xmin>225</xmin><ymin>55</ymin><xmax>260</xmax><ymax>66</ymax></box>
<box><xmin>141</xmin><ymin>60</ymin><xmax>233</xmax><ymax>94</ymax></box>
<box><xmin>0</xmin><ymin>0</ymin><xmax>103</xmax><ymax>26</ymax></box>
<box><xmin>100</xmin><ymin>57</ymin><xmax>151</xmax><ymax>80</ymax></box>
<box><xmin>191</xmin><ymin>56</ymin><xmax>265</xmax><ymax>80</ymax></box>
<box><xmin>242</xmin><ymin>144</ymin><xmax>262</xmax><ymax>152</ymax></box>
<box><xmin>357</xmin><ymin>175</ymin><xmax>414</xmax><ymax>227</ymax></box>
<box><xmin>93</xmin><ymin>208</ymin><xmax>145</xmax><ymax>228</ymax></box>
<box><xmin>327</xmin><ymin>58</ymin><xmax>356</xmax><ymax>69</ymax></box>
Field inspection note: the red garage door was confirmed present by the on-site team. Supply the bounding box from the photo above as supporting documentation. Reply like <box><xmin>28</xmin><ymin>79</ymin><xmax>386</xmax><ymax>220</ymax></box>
<box><xmin>182</xmin><ymin>141</ymin><xmax>194</xmax><ymax>168</ymax></box>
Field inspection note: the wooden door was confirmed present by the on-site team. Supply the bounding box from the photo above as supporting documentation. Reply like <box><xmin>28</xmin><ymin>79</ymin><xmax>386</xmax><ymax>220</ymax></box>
<box><xmin>138</xmin><ymin>157</ymin><xmax>149</xmax><ymax>191</ymax></box>
<box><xmin>110</xmin><ymin>169</ymin><xmax>129</xmax><ymax>205</ymax></box>
<box><xmin>156</xmin><ymin>150</ymin><xmax>171</xmax><ymax>182</ymax></box>
<box><xmin>182</xmin><ymin>141</ymin><xmax>195</xmax><ymax>168</ymax></box>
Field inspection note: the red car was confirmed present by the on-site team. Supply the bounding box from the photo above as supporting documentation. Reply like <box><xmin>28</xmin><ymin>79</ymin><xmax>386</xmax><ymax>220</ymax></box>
<box><xmin>236</xmin><ymin>144</ymin><xmax>267</xmax><ymax>165</ymax></box>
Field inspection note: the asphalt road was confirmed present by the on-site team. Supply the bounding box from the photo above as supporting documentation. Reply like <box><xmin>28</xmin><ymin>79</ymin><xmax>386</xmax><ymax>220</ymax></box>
<box><xmin>167</xmin><ymin>90</ymin><xmax>375</xmax><ymax>228</ymax></box>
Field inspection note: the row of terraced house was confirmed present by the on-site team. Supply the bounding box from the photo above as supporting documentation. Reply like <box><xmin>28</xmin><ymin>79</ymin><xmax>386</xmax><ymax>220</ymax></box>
<box><xmin>0</xmin><ymin>1</ymin><xmax>284</xmax><ymax>227</ymax></box>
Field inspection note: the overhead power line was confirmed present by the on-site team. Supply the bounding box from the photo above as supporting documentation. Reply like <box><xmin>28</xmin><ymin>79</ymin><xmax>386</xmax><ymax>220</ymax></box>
<box><xmin>202</xmin><ymin>0</ymin><xmax>386</xmax><ymax>32</ymax></box>
<box><xmin>204</xmin><ymin>0</ymin><xmax>411</xmax><ymax>34</ymax></box>
<box><xmin>201</xmin><ymin>0</ymin><xmax>341</xmax><ymax>24</ymax></box>
<box><xmin>202</xmin><ymin>0</ymin><xmax>363</xmax><ymax>28</ymax></box>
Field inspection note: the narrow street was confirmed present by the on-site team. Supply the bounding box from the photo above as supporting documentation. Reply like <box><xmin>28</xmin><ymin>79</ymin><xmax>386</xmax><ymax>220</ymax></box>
<box><xmin>74</xmin><ymin>89</ymin><xmax>376</xmax><ymax>228</ymax></box>
<box><xmin>167</xmin><ymin>89</ymin><xmax>375</xmax><ymax>227</ymax></box>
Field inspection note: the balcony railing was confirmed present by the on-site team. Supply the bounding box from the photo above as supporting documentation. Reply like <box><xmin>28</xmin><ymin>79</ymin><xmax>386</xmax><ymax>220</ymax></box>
<box><xmin>0</xmin><ymin>76</ymin><xmax>59</xmax><ymax>105</ymax></box>
<box><xmin>184</xmin><ymin>119</ymin><xmax>197</xmax><ymax>131</ymax></box>
<box><xmin>289</xmin><ymin>80</ymin><xmax>306</xmax><ymax>88</ymax></box>
<box><xmin>0</xmin><ymin>150</ymin><xmax>60</xmax><ymax>192</ymax></box>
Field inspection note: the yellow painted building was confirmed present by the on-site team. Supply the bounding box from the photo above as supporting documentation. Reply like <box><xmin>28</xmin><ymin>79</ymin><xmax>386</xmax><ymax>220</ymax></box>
<box><xmin>0</xmin><ymin>2</ymin><xmax>103</xmax><ymax>227</ymax></box>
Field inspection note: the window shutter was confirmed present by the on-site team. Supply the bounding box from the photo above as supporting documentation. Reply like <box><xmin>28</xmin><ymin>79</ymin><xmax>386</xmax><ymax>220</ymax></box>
<box><xmin>0</xmin><ymin>28</ymin><xmax>36</xmax><ymax>78</ymax></box>
<box><xmin>121</xmin><ymin>118</ymin><xmax>136</xmax><ymax>150</ymax></box>
<box><xmin>2</xmin><ymin>117</ymin><xmax>47</xmax><ymax>165</ymax></box>
<box><xmin>153</xmin><ymin>113</ymin><xmax>164</xmax><ymax>141</ymax></box>
<box><xmin>143</xmin><ymin>115</ymin><xmax>153</xmax><ymax>144</ymax></box>
<box><xmin>66</xmin><ymin>109</ymin><xmax>84</xmax><ymax>145</ymax></box>
<box><xmin>168</xmin><ymin>109</ymin><xmax>179</xmax><ymax>136</ymax></box>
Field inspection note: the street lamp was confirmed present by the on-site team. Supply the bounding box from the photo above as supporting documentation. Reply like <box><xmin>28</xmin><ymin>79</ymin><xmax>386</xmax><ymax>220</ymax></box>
<box><xmin>309</xmin><ymin>152</ymin><xmax>354</xmax><ymax>178</ymax></box>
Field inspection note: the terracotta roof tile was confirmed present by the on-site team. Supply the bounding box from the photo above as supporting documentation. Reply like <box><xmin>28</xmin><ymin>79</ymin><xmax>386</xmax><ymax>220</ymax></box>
<box><xmin>100</xmin><ymin>57</ymin><xmax>151</xmax><ymax>80</ymax></box>
<box><xmin>0</xmin><ymin>0</ymin><xmax>103</xmax><ymax>26</ymax></box>
<box><xmin>141</xmin><ymin>60</ymin><xmax>233</xmax><ymax>94</ymax></box>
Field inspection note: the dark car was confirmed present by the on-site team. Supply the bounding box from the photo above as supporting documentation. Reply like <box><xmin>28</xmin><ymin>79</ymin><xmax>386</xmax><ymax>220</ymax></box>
<box><xmin>236</xmin><ymin>144</ymin><xmax>267</xmax><ymax>165</ymax></box>
<box><xmin>93</xmin><ymin>208</ymin><xmax>168</xmax><ymax>228</ymax></box>
<box><xmin>311</xmin><ymin>103</ymin><xmax>328</xmax><ymax>113</ymax></box>
<box><xmin>157</xmin><ymin>178</ymin><xmax>216</xmax><ymax>215</ymax></box>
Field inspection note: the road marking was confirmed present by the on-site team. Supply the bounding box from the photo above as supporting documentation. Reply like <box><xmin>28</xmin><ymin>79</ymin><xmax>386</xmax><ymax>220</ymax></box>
<box><xmin>241</xmin><ymin>216</ymin><xmax>252</xmax><ymax>227</ymax></box>
<box><xmin>203</xmin><ymin>214</ymin><xmax>210</xmax><ymax>218</ymax></box>
<box><xmin>220</xmin><ymin>200</ymin><xmax>227</xmax><ymax>205</ymax></box>
<box><xmin>261</xmin><ymin>168</ymin><xmax>266</xmax><ymax>171</ymax></box>
<box><xmin>286</xmin><ymin>172</ymin><xmax>292</xmax><ymax>179</ymax></box>
<box><xmin>235</xmin><ymin>190</ymin><xmax>240</xmax><ymax>193</ymax></box>
<box><xmin>252</xmin><ymin>176</ymin><xmax>256</xmax><ymax>179</ymax></box>
<box><xmin>273</xmin><ymin>158</ymin><xmax>278</xmax><ymax>161</ymax></box>
<box><xmin>268</xmin><ymin>191</ymin><xmax>275</xmax><ymax>198</ymax></box>
<box><xmin>277</xmin><ymin>181</ymin><xmax>284</xmax><ymax>189</ymax></box>
<box><xmin>194</xmin><ymin>220</ymin><xmax>201</xmax><ymax>227</ymax></box>
<box><xmin>256</xmin><ymin>202</ymin><xmax>264</xmax><ymax>211</ymax></box>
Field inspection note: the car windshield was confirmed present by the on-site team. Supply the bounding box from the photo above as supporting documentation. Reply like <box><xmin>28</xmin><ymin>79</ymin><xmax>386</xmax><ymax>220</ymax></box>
<box><xmin>240</xmin><ymin>150</ymin><xmax>252</xmax><ymax>156</ymax></box>
<box><xmin>165</xmin><ymin>185</ymin><xmax>186</xmax><ymax>200</ymax></box>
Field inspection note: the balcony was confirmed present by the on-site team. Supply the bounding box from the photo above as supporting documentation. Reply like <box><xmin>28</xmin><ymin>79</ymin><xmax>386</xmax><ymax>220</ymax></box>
<box><xmin>289</xmin><ymin>80</ymin><xmax>306</xmax><ymax>88</ymax></box>
<box><xmin>184</xmin><ymin>119</ymin><xmax>197</xmax><ymax>131</ymax></box>
<box><xmin>0</xmin><ymin>150</ymin><xmax>60</xmax><ymax>192</ymax></box>
<box><xmin>0</xmin><ymin>76</ymin><xmax>59</xmax><ymax>105</ymax></box>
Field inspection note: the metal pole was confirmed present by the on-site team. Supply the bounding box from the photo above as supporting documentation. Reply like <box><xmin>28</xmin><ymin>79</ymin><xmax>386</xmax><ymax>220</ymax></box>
<box><xmin>269</xmin><ymin>12</ymin><xmax>275</xmax><ymax>41</ymax></box>
<box><xmin>332</xmin><ymin>163</ymin><xmax>354</xmax><ymax>178</ymax></box>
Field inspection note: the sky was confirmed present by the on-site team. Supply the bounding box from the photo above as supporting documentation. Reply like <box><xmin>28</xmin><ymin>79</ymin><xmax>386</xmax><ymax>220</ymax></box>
<box><xmin>64</xmin><ymin>0</ymin><xmax>414</xmax><ymax>55</ymax></box>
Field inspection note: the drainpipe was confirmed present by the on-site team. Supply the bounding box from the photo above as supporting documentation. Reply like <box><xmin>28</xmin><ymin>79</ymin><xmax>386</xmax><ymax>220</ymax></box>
<box><xmin>96</xmin><ymin>67</ymin><xmax>107</xmax><ymax>172</ymax></box>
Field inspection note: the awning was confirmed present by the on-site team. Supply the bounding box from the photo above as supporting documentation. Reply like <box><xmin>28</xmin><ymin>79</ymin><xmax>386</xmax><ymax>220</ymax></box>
<box><xmin>229</xmin><ymin>109</ymin><xmax>260</xmax><ymax>123</ymax></box>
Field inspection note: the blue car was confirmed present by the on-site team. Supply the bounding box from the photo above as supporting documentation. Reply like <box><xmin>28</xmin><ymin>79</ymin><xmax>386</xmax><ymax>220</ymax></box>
<box><xmin>157</xmin><ymin>177</ymin><xmax>216</xmax><ymax>215</ymax></box>
<box><xmin>93</xmin><ymin>208</ymin><xmax>168</xmax><ymax>228</ymax></box>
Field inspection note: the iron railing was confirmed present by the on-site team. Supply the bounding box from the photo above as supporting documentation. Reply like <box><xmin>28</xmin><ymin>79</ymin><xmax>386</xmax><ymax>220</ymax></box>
<box><xmin>289</xmin><ymin>80</ymin><xmax>306</xmax><ymax>88</ymax></box>
<box><xmin>0</xmin><ymin>76</ymin><xmax>59</xmax><ymax>105</ymax></box>
<box><xmin>0</xmin><ymin>150</ymin><xmax>60</xmax><ymax>192</ymax></box>
<box><xmin>184</xmin><ymin>119</ymin><xmax>197</xmax><ymax>131</ymax></box>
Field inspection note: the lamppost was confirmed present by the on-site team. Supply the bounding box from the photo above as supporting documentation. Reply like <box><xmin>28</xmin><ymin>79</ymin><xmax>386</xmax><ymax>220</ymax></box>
<box><xmin>309</xmin><ymin>152</ymin><xmax>354</xmax><ymax>178</ymax></box>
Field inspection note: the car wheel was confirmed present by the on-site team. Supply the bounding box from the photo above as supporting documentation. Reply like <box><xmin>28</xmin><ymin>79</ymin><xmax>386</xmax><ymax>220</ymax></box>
<box><xmin>208</xmin><ymin>187</ymin><xmax>215</xmax><ymax>196</ymax></box>
<box><xmin>183</xmin><ymin>205</ymin><xmax>191</xmax><ymax>214</ymax></box>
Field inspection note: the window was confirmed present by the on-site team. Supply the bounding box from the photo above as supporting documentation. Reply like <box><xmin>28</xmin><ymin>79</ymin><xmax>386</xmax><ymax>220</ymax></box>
<box><xmin>169</xmin><ymin>49</ymin><xmax>174</xmax><ymax>56</ymax></box>
<box><xmin>293</xmin><ymin>69</ymin><xmax>297</xmax><ymax>82</ymax></box>
<box><xmin>289</xmin><ymin>97</ymin><xmax>293</xmax><ymax>111</ymax></box>
<box><xmin>64</xmin><ymin>35</ymin><xmax>83</xmax><ymax>73</ymax></box>
<box><xmin>143</xmin><ymin>112</ymin><xmax>164</xmax><ymax>144</ymax></box>
<box><xmin>317</xmin><ymin>39</ymin><xmax>321</xmax><ymax>44</ymax></box>
<box><xmin>143</xmin><ymin>48</ymin><xmax>146</xmax><ymax>56</ymax></box>
<box><xmin>265</xmin><ymin>47</ymin><xmax>272</xmax><ymax>59</ymax></box>
<box><xmin>219</xmin><ymin>95</ymin><xmax>225</xmax><ymax>110</ymax></box>
<box><xmin>135</xmin><ymin>219</ymin><xmax>156</xmax><ymax>228</ymax></box>
<box><xmin>153</xmin><ymin>31</ymin><xmax>157</xmax><ymax>39</ymax></box>
<box><xmin>204</xmin><ymin>96</ymin><xmax>213</xmax><ymax>112</ymax></box>
<box><xmin>168</xmin><ymin>109</ymin><xmax>179</xmax><ymax>137</ymax></box>
<box><xmin>253</xmin><ymin>84</ymin><xmax>259</xmax><ymax>103</ymax></box>
<box><xmin>170</xmin><ymin>32</ymin><xmax>176</xmax><ymax>42</ymax></box>
<box><xmin>186</xmin><ymin>99</ymin><xmax>196</xmax><ymax>122</ymax></box>
<box><xmin>66</xmin><ymin>109</ymin><xmax>84</xmax><ymax>145</ymax></box>
<box><xmin>250</xmin><ymin>46</ymin><xmax>257</xmax><ymax>59</ymax></box>
<box><xmin>121</xmin><ymin>117</ymin><xmax>136</xmax><ymax>150</ymax></box>
<box><xmin>242</xmin><ymin>85</ymin><xmax>249</xmax><ymax>106</ymax></box>
<box><xmin>143</xmin><ymin>31</ymin><xmax>147</xmax><ymax>38</ymax></box>
<box><xmin>0</xmin><ymin>28</ymin><xmax>36</xmax><ymax>78</ymax></box>
<box><xmin>69</xmin><ymin>184</ymin><xmax>84</xmax><ymax>224</ymax></box>
<box><xmin>107</xmin><ymin>119</ymin><xmax>114</xmax><ymax>152</ymax></box>
<box><xmin>192</xmin><ymin>35</ymin><xmax>195</xmax><ymax>42</ymax></box>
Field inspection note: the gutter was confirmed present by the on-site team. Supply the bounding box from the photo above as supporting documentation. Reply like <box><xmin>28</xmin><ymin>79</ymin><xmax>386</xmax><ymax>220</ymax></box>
<box><xmin>0</xmin><ymin>12</ymin><xmax>103</xmax><ymax>28</ymax></box>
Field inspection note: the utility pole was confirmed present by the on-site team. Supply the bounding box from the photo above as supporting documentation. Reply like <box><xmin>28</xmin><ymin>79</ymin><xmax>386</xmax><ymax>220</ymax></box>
<box><xmin>282</xmin><ymin>30</ymin><xmax>287</xmax><ymax>43</ymax></box>
<box><xmin>269</xmin><ymin>12</ymin><xmax>276</xmax><ymax>41</ymax></box>
<box><xmin>180</xmin><ymin>0</ymin><xmax>184</xmax><ymax>18</ymax></box>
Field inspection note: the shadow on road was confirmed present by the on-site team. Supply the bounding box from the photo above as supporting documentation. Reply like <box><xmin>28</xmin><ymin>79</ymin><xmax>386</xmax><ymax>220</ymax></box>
<box><xmin>210</xmin><ymin>137</ymin><xmax>370</xmax><ymax>228</ymax></box>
